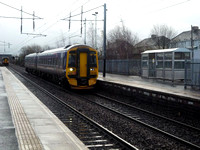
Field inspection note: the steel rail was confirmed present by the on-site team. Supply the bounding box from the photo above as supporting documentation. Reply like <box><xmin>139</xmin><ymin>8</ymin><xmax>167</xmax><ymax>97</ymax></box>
<box><xmin>10</xmin><ymin>67</ymin><xmax>138</xmax><ymax>150</ymax></box>
<box><xmin>95</xmin><ymin>93</ymin><xmax>200</xmax><ymax>132</ymax></box>
<box><xmin>77</xmin><ymin>93</ymin><xmax>200</xmax><ymax>150</ymax></box>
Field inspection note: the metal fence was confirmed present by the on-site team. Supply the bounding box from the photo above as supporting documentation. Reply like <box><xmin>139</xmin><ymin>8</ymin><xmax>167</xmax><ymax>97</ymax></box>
<box><xmin>98</xmin><ymin>59</ymin><xmax>141</xmax><ymax>76</ymax></box>
<box><xmin>185</xmin><ymin>59</ymin><xmax>200</xmax><ymax>89</ymax></box>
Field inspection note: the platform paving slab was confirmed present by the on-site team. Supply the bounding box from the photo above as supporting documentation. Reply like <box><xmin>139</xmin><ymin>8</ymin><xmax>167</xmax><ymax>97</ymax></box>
<box><xmin>0</xmin><ymin>70</ymin><xmax>19</xmax><ymax>150</ymax></box>
<box><xmin>1</xmin><ymin>67</ymin><xmax>88</xmax><ymax>150</ymax></box>
<box><xmin>98</xmin><ymin>72</ymin><xmax>200</xmax><ymax>101</ymax></box>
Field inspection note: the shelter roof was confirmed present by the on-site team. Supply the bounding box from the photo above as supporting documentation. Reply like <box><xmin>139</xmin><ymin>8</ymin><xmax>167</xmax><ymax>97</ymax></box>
<box><xmin>142</xmin><ymin>48</ymin><xmax>191</xmax><ymax>54</ymax></box>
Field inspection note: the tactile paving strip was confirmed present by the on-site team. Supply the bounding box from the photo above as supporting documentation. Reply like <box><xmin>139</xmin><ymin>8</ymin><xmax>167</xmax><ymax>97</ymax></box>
<box><xmin>2</xmin><ymin>68</ymin><xmax>43</xmax><ymax>150</ymax></box>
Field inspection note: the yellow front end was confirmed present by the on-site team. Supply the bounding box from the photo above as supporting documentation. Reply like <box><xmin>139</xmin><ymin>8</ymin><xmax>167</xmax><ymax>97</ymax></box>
<box><xmin>3</xmin><ymin>58</ymin><xmax>9</xmax><ymax>66</ymax></box>
<box><xmin>66</xmin><ymin>46</ymin><xmax>98</xmax><ymax>89</ymax></box>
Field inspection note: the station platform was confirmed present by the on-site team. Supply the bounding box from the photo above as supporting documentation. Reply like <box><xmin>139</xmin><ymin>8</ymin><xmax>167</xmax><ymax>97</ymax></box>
<box><xmin>98</xmin><ymin>72</ymin><xmax>200</xmax><ymax>104</ymax></box>
<box><xmin>0</xmin><ymin>67</ymin><xmax>88</xmax><ymax>150</ymax></box>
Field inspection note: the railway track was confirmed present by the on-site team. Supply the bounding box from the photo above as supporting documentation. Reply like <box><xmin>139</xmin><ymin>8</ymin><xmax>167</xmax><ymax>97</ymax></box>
<box><xmin>94</xmin><ymin>93</ymin><xmax>200</xmax><ymax>132</ymax></box>
<box><xmin>80</xmin><ymin>93</ymin><xmax>200</xmax><ymax>149</ymax></box>
<box><xmin>9</xmin><ymin>66</ymin><xmax>138</xmax><ymax>150</ymax></box>
<box><xmin>9</xmin><ymin>65</ymin><xmax>200</xmax><ymax>149</ymax></box>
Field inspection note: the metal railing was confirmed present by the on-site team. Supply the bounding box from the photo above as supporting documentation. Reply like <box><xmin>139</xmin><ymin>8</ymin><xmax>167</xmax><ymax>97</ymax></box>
<box><xmin>185</xmin><ymin>59</ymin><xmax>200</xmax><ymax>89</ymax></box>
<box><xmin>98</xmin><ymin>59</ymin><xmax>141</xmax><ymax>75</ymax></box>
<box><xmin>99</xmin><ymin>59</ymin><xmax>200</xmax><ymax>90</ymax></box>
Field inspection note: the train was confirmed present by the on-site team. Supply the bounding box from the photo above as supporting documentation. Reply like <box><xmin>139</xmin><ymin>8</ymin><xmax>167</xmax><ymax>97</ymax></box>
<box><xmin>2</xmin><ymin>57</ymin><xmax>9</xmax><ymax>66</ymax></box>
<box><xmin>25</xmin><ymin>44</ymin><xmax>98</xmax><ymax>89</ymax></box>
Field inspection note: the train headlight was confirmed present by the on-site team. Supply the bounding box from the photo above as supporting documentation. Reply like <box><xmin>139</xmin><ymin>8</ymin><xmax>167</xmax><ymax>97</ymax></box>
<box><xmin>90</xmin><ymin>68</ymin><xmax>95</xmax><ymax>71</ymax></box>
<box><xmin>69</xmin><ymin>68</ymin><xmax>74</xmax><ymax>71</ymax></box>
<box><xmin>68</xmin><ymin>68</ymin><xmax>76</xmax><ymax>76</ymax></box>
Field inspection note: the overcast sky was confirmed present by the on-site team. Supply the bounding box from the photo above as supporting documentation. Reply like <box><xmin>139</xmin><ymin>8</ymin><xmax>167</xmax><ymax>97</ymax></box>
<box><xmin>0</xmin><ymin>0</ymin><xmax>199</xmax><ymax>55</ymax></box>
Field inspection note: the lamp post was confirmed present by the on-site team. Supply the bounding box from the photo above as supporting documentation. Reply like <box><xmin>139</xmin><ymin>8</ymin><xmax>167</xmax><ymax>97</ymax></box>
<box><xmin>191</xmin><ymin>25</ymin><xmax>194</xmax><ymax>59</ymax></box>
<box><xmin>103</xmin><ymin>3</ymin><xmax>106</xmax><ymax>77</ymax></box>
<box><xmin>92</xmin><ymin>12</ymin><xmax>98</xmax><ymax>49</ymax></box>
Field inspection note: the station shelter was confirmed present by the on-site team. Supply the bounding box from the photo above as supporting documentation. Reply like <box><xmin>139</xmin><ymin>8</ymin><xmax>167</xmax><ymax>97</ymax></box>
<box><xmin>141</xmin><ymin>48</ymin><xmax>191</xmax><ymax>81</ymax></box>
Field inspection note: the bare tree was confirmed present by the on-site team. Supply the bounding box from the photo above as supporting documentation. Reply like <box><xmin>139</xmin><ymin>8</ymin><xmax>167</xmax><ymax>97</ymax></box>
<box><xmin>42</xmin><ymin>45</ymin><xmax>52</xmax><ymax>51</ymax></box>
<box><xmin>54</xmin><ymin>32</ymin><xmax>68</xmax><ymax>48</ymax></box>
<box><xmin>107</xmin><ymin>25</ymin><xmax>139</xmax><ymax>59</ymax></box>
<box><xmin>55</xmin><ymin>39</ymin><xmax>62</xmax><ymax>48</ymax></box>
<box><xmin>60</xmin><ymin>32</ymin><xmax>67</xmax><ymax>46</ymax></box>
<box><xmin>20</xmin><ymin>44</ymin><xmax>42</xmax><ymax>54</ymax></box>
<box><xmin>18</xmin><ymin>44</ymin><xmax>42</xmax><ymax>66</ymax></box>
<box><xmin>150</xmin><ymin>24</ymin><xmax>177</xmax><ymax>39</ymax></box>
<box><xmin>87</xmin><ymin>21</ymin><xmax>95</xmax><ymax>47</ymax></box>
<box><xmin>148</xmin><ymin>24</ymin><xmax>177</xmax><ymax>49</ymax></box>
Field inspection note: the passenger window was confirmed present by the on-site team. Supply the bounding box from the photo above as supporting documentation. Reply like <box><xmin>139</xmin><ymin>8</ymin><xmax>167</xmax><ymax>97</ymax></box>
<box><xmin>63</xmin><ymin>53</ymin><xmax>67</xmax><ymax>68</ymax></box>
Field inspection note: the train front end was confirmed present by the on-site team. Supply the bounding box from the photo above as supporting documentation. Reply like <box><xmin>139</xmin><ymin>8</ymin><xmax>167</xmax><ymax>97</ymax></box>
<box><xmin>2</xmin><ymin>58</ymin><xmax>9</xmax><ymax>66</ymax></box>
<box><xmin>66</xmin><ymin>45</ymin><xmax>98</xmax><ymax>89</ymax></box>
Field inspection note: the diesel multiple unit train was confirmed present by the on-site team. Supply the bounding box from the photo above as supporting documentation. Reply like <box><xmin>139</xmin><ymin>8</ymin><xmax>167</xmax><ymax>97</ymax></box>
<box><xmin>25</xmin><ymin>44</ymin><xmax>98</xmax><ymax>89</ymax></box>
<box><xmin>0</xmin><ymin>54</ymin><xmax>11</xmax><ymax>66</ymax></box>
<box><xmin>2</xmin><ymin>57</ymin><xmax>9</xmax><ymax>66</ymax></box>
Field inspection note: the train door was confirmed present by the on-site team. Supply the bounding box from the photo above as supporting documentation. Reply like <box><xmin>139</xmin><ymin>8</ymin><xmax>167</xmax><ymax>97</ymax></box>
<box><xmin>77</xmin><ymin>48</ymin><xmax>90</xmax><ymax>86</ymax></box>
<box><xmin>79</xmin><ymin>53</ymin><xmax>87</xmax><ymax>77</ymax></box>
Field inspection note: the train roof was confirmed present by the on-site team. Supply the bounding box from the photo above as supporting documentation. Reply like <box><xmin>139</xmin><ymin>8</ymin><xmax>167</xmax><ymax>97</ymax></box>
<box><xmin>25</xmin><ymin>53</ymin><xmax>37</xmax><ymax>58</ymax></box>
<box><xmin>25</xmin><ymin>44</ymin><xmax>96</xmax><ymax>58</ymax></box>
<box><xmin>40</xmin><ymin>47</ymin><xmax>65</xmax><ymax>54</ymax></box>
<box><xmin>38</xmin><ymin>44</ymin><xmax>95</xmax><ymax>56</ymax></box>
<box><xmin>0</xmin><ymin>54</ymin><xmax>12</xmax><ymax>58</ymax></box>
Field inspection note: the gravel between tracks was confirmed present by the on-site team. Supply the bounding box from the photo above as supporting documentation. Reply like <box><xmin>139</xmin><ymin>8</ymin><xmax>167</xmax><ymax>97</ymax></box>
<box><xmin>9</xmin><ymin>65</ymin><xmax>196</xmax><ymax>149</ymax></box>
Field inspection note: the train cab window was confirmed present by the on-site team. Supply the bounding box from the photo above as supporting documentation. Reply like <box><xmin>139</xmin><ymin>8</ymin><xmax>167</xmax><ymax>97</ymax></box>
<box><xmin>68</xmin><ymin>54</ymin><xmax>76</xmax><ymax>67</ymax></box>
<box><xmin>90</xmin><ymin>51</ymin><xmax>97</xmax><ymax>67</ymax></box>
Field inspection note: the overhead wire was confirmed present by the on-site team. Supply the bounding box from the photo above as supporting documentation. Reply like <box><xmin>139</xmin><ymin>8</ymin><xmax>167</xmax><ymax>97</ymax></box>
<box><xmin>150</xmin><ymin>0</ymin><xmax>191</xmax><ymax>13</ymax></box>
<box><xmin>34</xmin><ymin>0</ymin><xmax>90</xmax><ymax>33</ymax></box>
<box><xmin>19</xmin><ymin>0</ymin><xmax>94</xmax><ymax>46</ymax></box>
<box><xmin>6</xmin><ymin>0</ymin><xmax>192</xmax><ymax>54</ymax></box>
<box><xmin>0</xmin><ymin>16</ymin><xmax>39</xmax><ymax>19</ymax></box>
<box><xmin>61</xmin><ymin>5</ymin><xmax>103</xmax><ymax>20</ymax></box>
<box><xmin>0</xmin><ymin>1</ymin><xmax>42</xmax><ymax>19</ymax></box>
<box><xmin>69</xmin><ymin>0</ymin><xmax>90</xmax><ymax>14</ymax></box>
<box><xmin>0</xmin><ymin>1</ymin><xmax>43</xmax><ymax>52</ymax></box>
<box><xmin>13</xmin><ymin>0</ymin><xmax>91</xmax><ymax>52</ymax></box>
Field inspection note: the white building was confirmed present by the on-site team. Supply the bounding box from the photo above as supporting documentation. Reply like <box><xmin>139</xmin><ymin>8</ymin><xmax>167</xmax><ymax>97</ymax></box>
<box><xmin>170</xmin><ymin>26</ymin><xmax>200</xmax><ymax>59</ymax></box>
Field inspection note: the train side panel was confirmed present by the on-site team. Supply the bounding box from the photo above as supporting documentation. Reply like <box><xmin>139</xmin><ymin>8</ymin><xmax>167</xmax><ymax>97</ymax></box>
<box><xmin>37</xmin><ymin>51</ymin><xmax>66</xmax><ymax>79</ymax></box>
<box><xmin>25</xmin><ymin>53</ymin><xmax>37</xmax><ymax>73</ymax></box>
